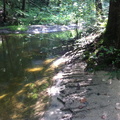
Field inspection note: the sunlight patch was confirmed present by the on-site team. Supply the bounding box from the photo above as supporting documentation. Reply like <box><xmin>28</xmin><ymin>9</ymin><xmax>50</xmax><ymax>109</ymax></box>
<box><xmin>52</xmin><ymin>57</ymin><xmax>68</xmax><ymax>67</ymax></box>
<box><xmin>0</xmin><ymin>94</ymin><xmax>7</xmax><ymax>99</ymax></box>
<box><xmin>53</xmin><ymin>72</ymin><xmax>64</xmax><ymax>80</ymax></box>
<box><xmin>47</xmin><ymin>85</ymin><xmax>65</xmax><ymax>96</ymax></box>
<box><xmin>35</xmin><ymin>79</ymin><xmax>48</xmax><ymax>86</ymax></box>
<box><xmin>44</xmin><ymin>58</ymin><xmax>55</xmax><ymax>65</ymax></box>
<box><xmin>47</xmin><ymin>86</ymin><xmax>60</xmax><ymax>96</ymax></box>
<box><xmin>16</xmin><ymin>89</ymin><xmax>25</xmax><ymax>95</ymax></box>
<box><xmin>25</xmin><ymin>67</ymin><xmax>44</xmax><ymax>72</ymax></box>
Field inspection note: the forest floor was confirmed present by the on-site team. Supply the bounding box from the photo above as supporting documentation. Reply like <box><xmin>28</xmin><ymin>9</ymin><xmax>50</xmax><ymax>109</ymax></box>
<box><xmin>41</xmin><ymin>32</ymin><xmax>120</xmax><ymax>120</ymax></box>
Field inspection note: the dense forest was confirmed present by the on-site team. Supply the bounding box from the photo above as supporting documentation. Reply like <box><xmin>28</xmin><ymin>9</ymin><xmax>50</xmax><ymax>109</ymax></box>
<box><xmin>0</xmin><ymin>0</ymin><xmax>108</xmax><ymax>26</ymax></box>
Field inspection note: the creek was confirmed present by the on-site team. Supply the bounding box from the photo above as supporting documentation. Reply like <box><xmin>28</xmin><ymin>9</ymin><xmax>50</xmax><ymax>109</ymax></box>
<box><xmin>0</xmin><ymin>30</ymin><xmax>77</xmax><ymax>120</ymax></box>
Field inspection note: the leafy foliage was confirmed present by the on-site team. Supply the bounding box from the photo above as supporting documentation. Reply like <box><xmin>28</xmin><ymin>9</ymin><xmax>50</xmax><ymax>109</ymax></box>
<box><xmin>0</xmin><ymin>0</ymin><xmax>108</xmax><ymax>27</ymax></box>
<box><xmin>83</xmin><ymin>35</ymin><xmax>120</xmax><ymax>72</ymax></box>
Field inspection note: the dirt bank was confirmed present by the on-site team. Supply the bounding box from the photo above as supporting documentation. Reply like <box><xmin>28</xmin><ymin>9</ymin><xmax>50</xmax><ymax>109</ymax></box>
<box><xmin>41</xmin><ymin>33</ymin><xmax>120</xmax><ymax>120</ymax></box>
<box><xmin>41</xmin><ymin>55</ymin><xmax>120</xmax><ymax>120</ymax></box>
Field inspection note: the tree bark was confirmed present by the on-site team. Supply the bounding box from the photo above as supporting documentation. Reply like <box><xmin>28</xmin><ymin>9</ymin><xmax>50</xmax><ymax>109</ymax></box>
<box><xmin>22</xmin><ymin>0</ymin><xmax>26</xmax><ymax>11</ymax></box>
<box><xmin>104</xmin><ymin>0</ymin><xmax>120</xmax><ymax>49</ymax></box>
<box><xmin>3</xmin><ymin>0</ymin><xmax>6</xmax><ymax>22</ymax></box>
<box><xmin>46</xmin><ymin>0</ymin><xmax>49</xmax><ymax>6</ymax></box>
<box><xmin>95</xmin><ymin>0</ymin><xmax>103</xmax><ymax>17</ymax></box>
<box><xmin>57</xmin><ymin>0</ymin><xmax>62</xmax><ymax>6</ymax></box>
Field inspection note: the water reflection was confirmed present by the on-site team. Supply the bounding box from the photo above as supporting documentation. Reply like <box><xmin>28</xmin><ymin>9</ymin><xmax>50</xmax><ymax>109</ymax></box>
<box><xmin>0</xmin><ymin>30</ymin><xmax>76</xmax><ymax>120</ymax></box>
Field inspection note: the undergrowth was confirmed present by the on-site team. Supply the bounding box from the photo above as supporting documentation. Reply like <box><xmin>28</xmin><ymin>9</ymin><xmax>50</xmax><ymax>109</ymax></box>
<box><xmin>83</xmin><ymin>34</ymin><xmax>120</xmax><ymax>79</ymax></box>
<box><xmin>0</xmin><ymin>25</ymin><xmax>27</xmax><ymax>31</ymax></box>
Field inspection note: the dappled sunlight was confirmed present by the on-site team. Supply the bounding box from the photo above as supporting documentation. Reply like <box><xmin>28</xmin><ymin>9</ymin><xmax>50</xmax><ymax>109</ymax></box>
<box><xmin>0</xmin><ymin>94</ymin><xmax>8</xmax><ymax>99</ymax></box>
<box><xmin>53</xmin><ymin>72</ymin><xmax>64</xmax><ymax>80</ymax></box>
<box><xmin>34</xmin><ymin>78</ymin><xmax>49</xmax><ymax>86</ymax></box>
<box><xmin>24</xmin><ymin>83</ymin><xmax>33</xmax><ymax>87</ymax></box>
<box><xmin>16</xmin><ymin>89</ymin><xmax>26</xmax><ymax>95</ymax></box>
<box><xmin>0</xmin><ymin>40</ymin><xmax>2</xmax><ymax>45</ymax></box>
<box><xmin>34</xmin><ymin>91</ymin><xmax>50</xmax><ymax>118</ymax></box>
<box><xmin>47</xmin><ymin>86</ymin><xmax>62</xmax><ymax>96</ymax></box>
<box><xmin>87</xmin><ymin>77</ymin><xmax>93</xmax><ymax>81</ymax></box>
<box><xmin>0</xmin><ymin>64</ymin><xmax>56</xmax><ymax>120</ymax></box>
<box><xmin>42</xmin><ymin>58</ymin><xmax>66</xmax><ymax>96</ymax></box>
<box><xmin>52</xmin><ymin>57</ymin><xmax>68</xmax><ymax>68</ymax></box>
<box><xmin>44</xmin><ymin>57</ymin><xmax>67</xmax><ymax>74</ymax></box>
<box><xmin>45</xmin><ymin>66</ymin><xmax>55</xmax><ymax>73</ymax></box>
<box><xmin>49</xmin><ymin>108</ymin><xmax>62</xmax><ymax>115</ymax></box>
<box><xmin>14</xmin><ymin>102</ymin><xmax>24</xmax><ymax>109</ymax></box>
<box><xmin>43</xmin><ymin>58</ymin><xmax>55</xmax><ymax>65</ymax></box>
<box><xmin>25</xmin><ymin>67</ymin><xmax>44</xmax><ymax>72</ymax></box>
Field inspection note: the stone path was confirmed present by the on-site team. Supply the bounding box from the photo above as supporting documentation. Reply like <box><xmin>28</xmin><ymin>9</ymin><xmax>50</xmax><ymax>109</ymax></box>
<box><xmin>41</xmin><ymin>33</ymin><xmax>120</xmax><ymax>120</ymax></box>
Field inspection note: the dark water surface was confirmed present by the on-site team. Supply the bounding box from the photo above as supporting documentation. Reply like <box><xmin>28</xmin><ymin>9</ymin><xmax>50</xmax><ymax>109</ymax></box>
<box><xmin>0</xmin><ymin>30</ymin><xmax>76</xmax><ymax>120</ymax></box>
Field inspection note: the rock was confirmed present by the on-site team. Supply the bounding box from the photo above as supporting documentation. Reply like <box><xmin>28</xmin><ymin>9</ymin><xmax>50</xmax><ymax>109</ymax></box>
<box><xmin>101</xmin><ymin>114</ymin><xmax>107</xmax><ymax>119</ymax></box>
<box><xmin>62</xmin><ymin>114</ymin><xmax>72</xmax><ymax>119</ymax></box>
<box><xmin>80</xmin><ymin>97</ymin><xmax>87</xmax><ymax>103</ymax></box>
<box><xmin>115</xmin><ymin>103</ymin><xmax>120</xmax><ymax>110</ymax></box>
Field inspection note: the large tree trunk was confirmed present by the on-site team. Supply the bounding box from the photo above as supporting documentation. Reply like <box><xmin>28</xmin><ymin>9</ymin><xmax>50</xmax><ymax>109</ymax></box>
<box><xmin>104</xmin><ymin>0</ymin><xmax>120</xmax><ymax>49</ymax></box>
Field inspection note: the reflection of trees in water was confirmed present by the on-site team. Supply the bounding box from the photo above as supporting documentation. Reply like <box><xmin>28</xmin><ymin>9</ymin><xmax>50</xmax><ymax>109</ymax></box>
<box><xmin>0</xmin><ymin>35</ymin><xmax>40</xmax><ymax>120</ymax></box>
<box><xmin>0</xmin><ymin>33</ymin><xmax>65</xmax><ymax>80</ymax></box>
<box><xmin>0</xmin><ymin>35</ymin><xmax>30</xmax><ymax>80</ymax></box>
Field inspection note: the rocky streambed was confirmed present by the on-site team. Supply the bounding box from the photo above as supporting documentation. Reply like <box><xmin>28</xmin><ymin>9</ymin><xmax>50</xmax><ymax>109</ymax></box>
<box><xmin>0</xmin><ymin>24</ymin><xmax>80</xmax><ymax>34</ymax></box>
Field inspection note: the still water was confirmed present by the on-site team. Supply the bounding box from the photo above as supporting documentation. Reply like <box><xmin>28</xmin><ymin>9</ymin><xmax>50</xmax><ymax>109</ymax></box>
<box><xmin>0</xmin><ymin>30</ymin><xmax>76</xmax><ymax>120</ymax></box>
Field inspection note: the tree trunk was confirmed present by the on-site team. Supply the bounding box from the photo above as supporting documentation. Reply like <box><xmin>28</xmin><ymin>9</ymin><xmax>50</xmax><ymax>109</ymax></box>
<box><xmin>3</xmin><ymin>0</ymin><xmax>6</xmax><ymax>22</ymax></box>
<box><xmin>22</xmin><ymin>0</ymin><xmax>26</xmax><ymax>11</ymax></box>
<box><xmin>46</xmin><ymin>0</ymin><xmax>49</xmax><ymax>6</ymax></box>
<box><xmin>57</xmin><ymin>0</ymin><xmax>61</xmax><ymax>6</ymax></box>
<box><xmin>95</xmin><ymin>0</ymin><xmax>103</xmax><ymax>17</ymax></box>
<box><xmin>104</xmin><ymin>0</ymin><xmax>120</xmax><ymax>48</ymax></box>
